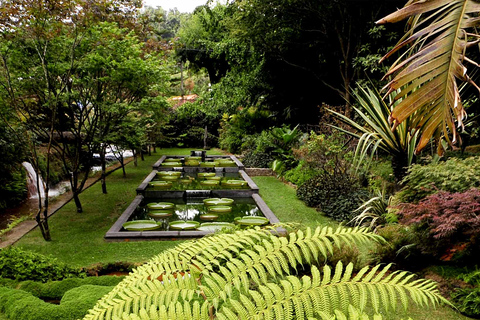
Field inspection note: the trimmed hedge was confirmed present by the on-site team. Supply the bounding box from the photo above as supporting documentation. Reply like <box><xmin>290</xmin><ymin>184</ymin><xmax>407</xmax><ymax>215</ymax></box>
<box><xmin>18</xmin><ymin>276</ymin><xmax>124</xmax><ymax>300</ymax></box>
<box><xmin>0</xmin><ymin>284</ymin><xmax>114</xmax><ymax>320</ymax></box>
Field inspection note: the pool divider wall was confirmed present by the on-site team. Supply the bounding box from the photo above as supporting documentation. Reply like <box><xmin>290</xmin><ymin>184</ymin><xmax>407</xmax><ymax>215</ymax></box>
<box><xmin>152</xmin><ymin>154</ymin><xmax>244</xmax><ymax>171</ymax></box>
<box><xmin>104</xmin><ymin>193</ymin><xmax>285</xmax><ymax>240</ymax></box>
<box><xmin>136</xmin><ymin>169</ymin><xmax>259</xmax><ymax>197</ymax></box>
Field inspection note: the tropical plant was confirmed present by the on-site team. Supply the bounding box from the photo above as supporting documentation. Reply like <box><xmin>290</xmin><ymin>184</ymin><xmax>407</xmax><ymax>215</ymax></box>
<box><xmin>376</xmin><ymin>0</ymin><xmax>480</xmax><ymax>153</ymax></box>
<box><xmin>83</xmin><ymin>227</ymin><xmax>448</xmax><ymax>320</ymax></box>
<box><xmin>329</xmin><ymin>84</ymin><xmax>418</xmax><ymax>182</ymax></box>
<box><xmin>350</xmin><ymin>189</ymin><xmax>396</xmax><ymax>229</ymax></box>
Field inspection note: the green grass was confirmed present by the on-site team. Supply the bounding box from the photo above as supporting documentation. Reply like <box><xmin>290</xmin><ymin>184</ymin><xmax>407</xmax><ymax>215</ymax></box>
<box><xmin>252</xmin><ymin>176</ymin><xmax>337</xmax><ymax>229</ymax></box>
<box><xmin>13</xmin><ymin>149</ymin><xmax>223</xmax><ymax>268</ymax></box>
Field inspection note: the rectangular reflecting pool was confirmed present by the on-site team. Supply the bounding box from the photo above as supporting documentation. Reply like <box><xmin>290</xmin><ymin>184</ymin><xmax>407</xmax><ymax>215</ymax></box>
<box><xmin>105</xmin><ymin>193</ymin><xmax>281</xmax><ymax>240</ymax></box>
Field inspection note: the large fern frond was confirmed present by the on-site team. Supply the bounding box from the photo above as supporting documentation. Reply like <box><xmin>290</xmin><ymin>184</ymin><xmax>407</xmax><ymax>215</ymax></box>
<box><xmin>377</xmin><ymin>0</ymin><xmax>480</xmax><ymax>153</ymax></box>
<box><xmin>216</xmin><ymin>262</ymin><xmax>449</xmax><ymax>319</ymax></box>
<box><xmin>82</xmin><ymin>227</ymin><xmax>447</xmax><ymax>320</ymax></box>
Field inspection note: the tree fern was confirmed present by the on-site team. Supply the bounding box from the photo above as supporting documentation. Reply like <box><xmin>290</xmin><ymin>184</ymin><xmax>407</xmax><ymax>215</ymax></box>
<box><xmin>82</xmin><ymin>227</ymin><xmax>448</xmax><ymax>320</ymax></box>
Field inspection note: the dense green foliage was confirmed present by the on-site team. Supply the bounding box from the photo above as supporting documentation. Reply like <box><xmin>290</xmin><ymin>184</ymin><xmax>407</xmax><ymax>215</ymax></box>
<box><xmin>241</xmin><ymin>151</ymin><xmax>274</xmax><ymax>168</ymax></box>
<box><xmin>0</xmin><ymin>248</ymin><xmax>84</xmax><ymax>282</ymax></box>
<box><xmin>399</xmin><ymin>156</ymin><xmax>480</xmax><ymax>203</ymax></box>
<box><xmin>296</xmin><ymin>173</ymin><xmax>368</xmax><ymax>221</ymax></box>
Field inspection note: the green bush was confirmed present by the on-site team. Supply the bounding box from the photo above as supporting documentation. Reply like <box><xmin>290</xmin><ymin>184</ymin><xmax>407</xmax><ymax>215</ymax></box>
<box><xmin>283</xmin><ymin>161</ymin><xmax>320</xmax><ymax>186</ymax></box>
<box><xmin>241</xmin><ymin>150</ymin><xmax>274</xmax><ymax>168</ymax></box>
<box><xmin>369</xmin><ymin>224</ymin><xmax>425</xmax><ymax>270</ymax></box>
<box><xmin>0</xmin><ymin>284</ymin><xmax>113</xmax><ymax>320</ymax></box>
<box><xmin>0</xmin><ymin>247</ymin><xmax>85</xmax><ymax>282</ymax></box>
<box><xmin>399</xmin><ymin>156</ymin><xmax>480</xmax><ymax>203</ymax></box>
<box><xmin>296</xmin><ymin>172</ymin><xmax>367</xmax><ymax>221</ymax></box>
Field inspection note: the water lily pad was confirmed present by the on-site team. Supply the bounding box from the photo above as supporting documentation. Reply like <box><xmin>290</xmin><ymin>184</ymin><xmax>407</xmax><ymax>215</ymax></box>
<box><xmin>169</xmin><ymin>221</ymin><xmax>200</xmax><ymax>230</ymax></box>
<box><xmin>199</xmin><ymin>213</ymin><xmax>219</xmax><ymax>221</ymax></box>
<box><xmin>186</xmin><ymin>156</ymin><xmax>202</xmax><ymax>160</ymax></box>
<box><xmin>217</xmin><ymin>160</ymin><xmax>236</xmax><ymax>167</ymax></box>
<box><xmin>200</xmin><ymin>180</ymin><xmax>220</xmax><ymax>186</ymax></box>
<box><xmin>159</xmin><ymin>175</ymin><xmax>180</xmax><ymax>181</ymax></box>
<box><xmin>157</xmin><ymin>171</ymin><xmax>182</xmax><ymax>177</ymax></box>
<box><xmin>179</xmin><ymin>179</ymin><xmax>192</xmax><ymax>184</ymax></box>
<box><xmin>234</xmin><ymin>216</ymin><xmax>269</xmax><ymax>226</ymax></box>
<box><xmin>148</xmin><ymin>210</ymin><xmax>174</xmax><ymax>218</ymax></box>
<box><xmin>200</xmin><ymin>162</ymin><xmax>218</xmax><ymax>167</ymax></box>
<box><xmin>197</xmin><ymin>222</ymin><xmax>235</xmax><ymax>232</ymax></box>
<box><xmin>221</xmin><ymin>180</ymin><xmax>247</xmax><ymax>187</ymax></box>
<box><xmin>205</xmin><ymin>176</ymin><xmax>221</xmax><ymax>181</ymax></box>
<box><xmin>185</xmin><ymin>160</ymin><xmax>200</xmax><ymax>166</ymax></box>
<box><xmin>203</xmin><ymin>198</ymin><xmax>235</xmax><ymax>206</ymax></box>
<box><xmin>164</xmin><ymin>158</ymin><xmax>180</xmax><ymax>162</ymax></box>
<box><xmin>149</xmin><ymin>181</ymin><xmax>172</xmax><ymax>189</ymax></box>
<box><xmin>161</xmin><ymin>162</ymin><xmax>182</xmax><ymax>167</ymax></box>
<box><xmin>208</xmin><ymin>205</ymin><xmax>232</xmax><ymax>213</ymax></box>
<box><xmin>147</xmin><ymin>202</ymin><xmax>175</xmax><ymax>210</ymax></box>
<box><xmin>198</xmin><ymin>172</ymin><xmax>216</xmax><ymax>178</ymax></box>
<box><xmin>123</xmin><ymin>220</ymin><xmax>161</xmax><ymax>231</ymax></box>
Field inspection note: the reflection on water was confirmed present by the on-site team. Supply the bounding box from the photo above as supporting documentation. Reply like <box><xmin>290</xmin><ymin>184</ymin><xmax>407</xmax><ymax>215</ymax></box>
<box><xmin>128</xmin><ymin>197</ymin><xmax>263</xmax><ymax>231</ymax></box>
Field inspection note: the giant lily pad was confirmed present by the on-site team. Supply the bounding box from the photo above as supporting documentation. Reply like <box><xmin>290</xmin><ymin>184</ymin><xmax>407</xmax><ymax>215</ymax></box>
<box><xmin>185</xmin><ymin>160</ymin><xmax>200</xmax><ymax>166</ymax></box>
<box><xmin>208</xmin><ymin>205</ymin><xmax>232</xmax><ymax>213</ymax></box>
<box><xmin>179</xmin><ymin>179</ymin><xmax>192</xmax><ymax>184</ymax></box>
<box><xmin>157</xmin><ymin>171</ymin><xmax>182</xmax><ymax>177</ymax></box>
<box><xmin>169</xmin><ymin>221</ymin><xmax>200</xmax><ymax>230</ymax></box>
<box><xmin>197</xmin><ymin>222</ymin><xmax>235</xmax><ymax>232</ymax></box>
<box><xmin>148</xmin><ymin>210</ymin><xmax>174</xmax><ymax>218</ymax></box>
<box><xmin>205</xmin><ymin>176</ymin><xmax>221</xmax><ymax>181</ymax></box>
<box><xmin>198</xmin><ymin>172</ymin><xmax>216</xmax><ymax>178</ymax></box>
<box><xmin>200</xmin><ymin>162</ymin><xmax>218</xmax><ymax>167</ymax></box>
<box><xmin>234</xmin><ymin>216</ymin><xmax>269</xmax><ymax>226</ymax></box>
<box><xmin>147</xmin><ymin>202</ymin><xmax>175</xmax><ymax>210</ymax></box>
<box><xmin>159</xmin><ymin>175</ymin><xmax>180</xmax><ymax>181</ymax></box>
<box><xmin>123</xmin><ymin>220</ymin><xmax>161</xmax><ymax>231</ymax></box>
<box><xmin>164</xmin><ymin>158</ymin><xmax>180</xmax><ymax>162</ymax></box>
<box><xmin>200</xmin><ymin>180</ymin><xmax>219</xmax><ymax>186</ymax></box>
<box><xmin>221</xmin><ymin>180</ymin><xmax>247</xmax><ymax>187</ymax></box>
<box><xmin>203</xmin><ymin>198</ymin><xmax>235</xmax><ymax>206</ymax></box>
<box><xmin>217</xmin><ymin>160</ymin><xmax>236</xmax><ymax>167</ymax></box>
<box><xmin>161</xmin><ymin>162</ymin><xmax>182</xmax><ymax>167</ymax></box>
<box><xmin>149</xmin><ymin>181</ymin><xmax>172</xmax><ymax>189</ymax></box>
<box><xmin>199</xmin><ymin>213</ymin><xmax>219</xmax><ymax>221</ymax></box>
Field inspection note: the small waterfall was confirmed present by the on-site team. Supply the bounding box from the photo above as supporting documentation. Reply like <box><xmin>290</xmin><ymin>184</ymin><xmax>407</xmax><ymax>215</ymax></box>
<box><xmin>22</xmin><ymin>162</ymin><xmax>45</xmax><ymax>199</ymax></box>
<box><xmin>185</xmin><ymin>190</ymin><xmax>211</xmax><ymax>198</ymax></box>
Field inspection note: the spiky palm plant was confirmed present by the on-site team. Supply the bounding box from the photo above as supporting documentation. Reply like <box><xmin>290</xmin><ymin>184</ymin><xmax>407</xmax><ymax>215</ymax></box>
<box><xmin>377</xmin><ymin>0</ymin><xmax>480</xmax><ymax>154</ymax></box>
<box><xmin>82</xmin><ymin>227</ymin><xmax>448</xmax><ymax>320</ymax></box>
<box><xmin>329</xmin><ymin>85</ymin><xmax>418</xmax><ymax>181</ymax></box>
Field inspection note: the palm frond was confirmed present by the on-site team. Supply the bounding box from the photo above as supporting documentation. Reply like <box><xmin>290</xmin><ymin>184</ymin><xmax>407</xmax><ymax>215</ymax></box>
<box><xmin>377</xmin><ymin>0</ymin><xmax>480</xmax><ymax>153</ymax></box>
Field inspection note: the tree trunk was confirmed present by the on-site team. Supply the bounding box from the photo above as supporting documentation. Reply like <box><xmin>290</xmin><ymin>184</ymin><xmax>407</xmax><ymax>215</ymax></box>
<box><xmin>100</xmin><ymin>144</ymin><xmax>107</xmax><ymax>194</ymax></box>
<box><xmin>140</xmin><ymin>148</ymin><xmax>145</xmax><ymax>161</ymax></box>
<box><xmin>391</xmin><ymin>154</ymin><xmax>412</xmax><ymax>187</ymax></box>
<box><xmin>133</xmin><ymin>149</ymin><xmax>138</xmax><ymax>167</ymax></box>
<box><xmin>73</xmin><ymin>192</ymin><xmax>83</xmax><ymax>213</ymax></box>
<box><xmin>120</xmin><ymin>154</ymin><xmax>126</xmax><ymax>177</ymax></box>
<box><xmin>148</xmin><ymin>145</ymin><xmax>151</xmax><ymax>156</ymax></box>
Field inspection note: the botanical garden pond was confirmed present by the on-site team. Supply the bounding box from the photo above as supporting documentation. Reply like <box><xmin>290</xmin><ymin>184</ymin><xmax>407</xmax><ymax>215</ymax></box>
<box><xmin>105</xmin><ymin>152</ymin><xmax>280</xmax><ymax>240</ymax></box>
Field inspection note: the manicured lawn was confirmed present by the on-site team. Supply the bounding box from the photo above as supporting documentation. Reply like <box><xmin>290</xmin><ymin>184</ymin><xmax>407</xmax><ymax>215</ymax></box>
<box><xmin>252</xmin><ymin>176</ymin><xmax>337</xmax><ymax>229</ymax></box>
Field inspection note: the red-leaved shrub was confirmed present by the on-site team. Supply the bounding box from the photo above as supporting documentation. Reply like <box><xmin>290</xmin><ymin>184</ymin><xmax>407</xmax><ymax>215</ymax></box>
<box><xmin>398</xmin><ymin>188</ymin><xmax>480</xmax><ymax>262</ymax></box>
